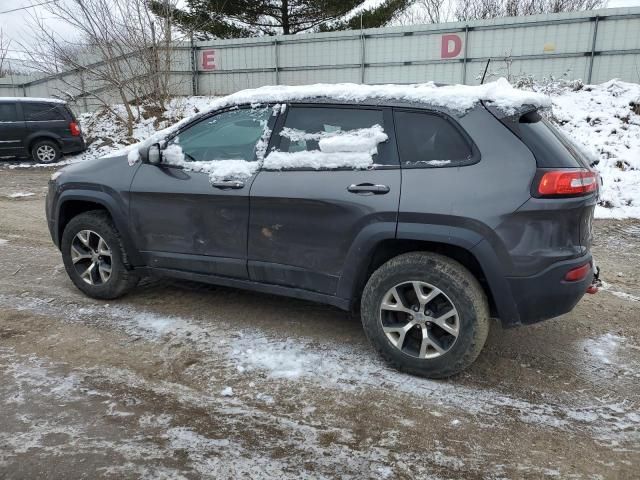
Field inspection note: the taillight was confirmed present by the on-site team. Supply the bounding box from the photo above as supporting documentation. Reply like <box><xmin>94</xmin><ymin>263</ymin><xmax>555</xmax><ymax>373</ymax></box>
<box><xmin>69</xmin><ymin>121</ymin><xmax>81</xmax><ymax>136</ymax></box>
<box><xmin>564</xmin><ymin>262</ymin><xmax>591</xmax><ymax>282</ymax></box>
<box><xmin>537</xmin><ymin>169</ymin><xmax>597</xmax><ymax>197</ymax></box>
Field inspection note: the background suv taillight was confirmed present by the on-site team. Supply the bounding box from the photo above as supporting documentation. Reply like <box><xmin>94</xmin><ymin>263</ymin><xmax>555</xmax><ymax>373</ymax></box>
<box><xmin>69</xmin><ymin>121</ymin><xmax>81</xmax><ymax>137</ymax></box>
<box><xmin>537</xmin><ymin>169</ymin><xmax>598</xmax><ymax>197</ymax></box>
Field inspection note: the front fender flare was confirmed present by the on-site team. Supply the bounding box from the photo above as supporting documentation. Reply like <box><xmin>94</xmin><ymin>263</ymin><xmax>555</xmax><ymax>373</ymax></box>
<box><xmin>55</xmin><ymin>189</ymin><xmax>142</xmax><ymax>266</ymax></box>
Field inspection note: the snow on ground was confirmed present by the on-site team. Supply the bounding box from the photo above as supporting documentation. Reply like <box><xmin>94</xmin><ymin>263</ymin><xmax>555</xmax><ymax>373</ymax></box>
<box><xmin>7</xmin><ymin>192</ymin><xmax>35</xmax><ymax>199</ymax></box>
<box><xmin>1</xmin><ymin>291</ymin><xmax>638</xmax><ymax>447</ymax></box>
<box><xmin>3</xmin><ymin>79</ymin><xmax>639</xmax><ymax>218</ymax></box>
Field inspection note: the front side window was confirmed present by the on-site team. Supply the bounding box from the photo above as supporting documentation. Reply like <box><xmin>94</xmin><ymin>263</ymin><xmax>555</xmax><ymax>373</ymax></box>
<box><xmin>264</xmin><ymin>106</ymin><xmax>391</xmax><ymax>170</ymax></box>
<box><xmin>23</xmin><ymin>103</ymin><xmax>66</xmax><ymax>121</ymax></box>
<box><xmin>394</xmin><ymin>111</ymin><xmax>473</xmax><ymax>167</ymax></box>
<box><xmin>0</xmin><ymin>103</ymin><xmax>18</xmax><ymax>122</ymax></box>
<box><xmin>162</xmin><ymin>106</ymin><xmax>273</xmax><ymax>183</ymax></box>
<box><xmin>168</xmin><ymin>107</ymin><xmax>272</xmax><ymax>163</ymax></box>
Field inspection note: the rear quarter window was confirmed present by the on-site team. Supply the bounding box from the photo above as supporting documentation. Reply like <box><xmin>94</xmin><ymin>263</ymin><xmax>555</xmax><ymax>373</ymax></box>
<box><xmin>393</xmin><ymin>110</ymin><xmax>475</xmax><ymax>168</ymax></box>
<box><xmin>498</xmin><ymin>110</ymin><xmax>585</xmax><ymax>168</ymax></box>
<box><xmin>23</xmin><ymin>103</ymin><xmax>66</xmax><ymax>121</ymax></box>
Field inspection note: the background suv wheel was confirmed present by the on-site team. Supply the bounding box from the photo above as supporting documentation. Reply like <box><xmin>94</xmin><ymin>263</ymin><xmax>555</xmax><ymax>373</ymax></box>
<box><xmin>61</xmin><ymin>211</ymin><xmax>138</xmax><ymax>299</ymax></box>
<box><xmin>31</xmin><ymin>139</ymin><xmax>61</xmax><ymax>164</ymax></box>
<box><xmin>361</xmin><ymin>252</ymin><xmax>490</xmax><ymax>378</ymax></box>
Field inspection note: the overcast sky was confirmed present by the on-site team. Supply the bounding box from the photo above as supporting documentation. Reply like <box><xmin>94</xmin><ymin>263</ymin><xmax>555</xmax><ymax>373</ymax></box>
<box><xmin>2</xmin><ymin>0</ymin><xmax>640</xmax><ymax>66</ymax></box>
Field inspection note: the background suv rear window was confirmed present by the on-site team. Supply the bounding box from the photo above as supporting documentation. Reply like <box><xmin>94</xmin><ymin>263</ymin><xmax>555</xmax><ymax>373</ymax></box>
<box><xmin>394</xmin><ymin>111</ymin><xmax>473</xmax><ymax>167</ymax></box>
<box><xmin>23</xmin><ymin>103</ymin><xmax>66</xmax><ymax>121</ymax></box>
<box><xmin>0</xmin><ymin>103</ymin><xmax>18</xmax><ymax>122</ymax></box>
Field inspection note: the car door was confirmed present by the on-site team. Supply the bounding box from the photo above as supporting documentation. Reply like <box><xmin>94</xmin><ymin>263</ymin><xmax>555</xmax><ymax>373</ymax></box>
<box><xmin>248</xmin><ymin>104</ymin><xmax>401</xmax><ymax>296</ymax></box>
<box><xmin>129</xmin><ymin>105</ymin><xmax>274</xmax><ymax>279</ymax></box>
<box><xmin>0</xmin><ymin>102</ymin><xmax>26</xmax><ymax>157</ymax></box>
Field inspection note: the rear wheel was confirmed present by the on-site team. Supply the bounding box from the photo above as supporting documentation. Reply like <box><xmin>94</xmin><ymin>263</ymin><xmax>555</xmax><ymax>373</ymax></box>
<box><xmin>31</xmin><ymin>139</ymin><xmax>61</xmax><ymax>164</ymax></box>
<box><xmin>61</xmin><ymin>211</ymin><xmax>138</xmax><ymax>299</ymax></box>
<box><xmin>361</xmin><ymin>252</ymin><xmax>489</xmax><ymax>378</ymax></box>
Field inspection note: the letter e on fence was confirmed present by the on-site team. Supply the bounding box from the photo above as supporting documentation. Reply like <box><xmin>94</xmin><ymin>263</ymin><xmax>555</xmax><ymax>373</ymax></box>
<box><xmin>201</xmin><ymin>50</ymin><xmax>216</xmax><ymax>70</ymax></box>
<box><xmin>441</xmin><ymin>34</ymin><xmax>462</xmax><ymax>59</ymax></box>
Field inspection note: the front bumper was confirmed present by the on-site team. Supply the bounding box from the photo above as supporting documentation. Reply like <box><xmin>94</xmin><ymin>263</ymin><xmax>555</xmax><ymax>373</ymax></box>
<box><xmin>503</xmin><ymin>254</ymin><xmax>593</xmax><ymax>326</ymax></box>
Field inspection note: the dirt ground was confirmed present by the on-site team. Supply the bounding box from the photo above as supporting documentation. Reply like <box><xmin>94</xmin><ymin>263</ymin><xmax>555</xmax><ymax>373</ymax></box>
<box><xmin>0</xmin><ymin>167</ymin><xmax>638</xmax><ymax>479</ymax></box>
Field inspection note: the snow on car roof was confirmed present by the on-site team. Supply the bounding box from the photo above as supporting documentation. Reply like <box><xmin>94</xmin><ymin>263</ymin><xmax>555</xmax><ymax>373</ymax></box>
<box><xmin>209</xmin><ymin>78</ymin><xmax>551</xmax><ymax>115</ymax></box>
<box><xmin>0</xmin><ymin>97</ymin><xmax>66</xmax><ymax>104</ymax></box>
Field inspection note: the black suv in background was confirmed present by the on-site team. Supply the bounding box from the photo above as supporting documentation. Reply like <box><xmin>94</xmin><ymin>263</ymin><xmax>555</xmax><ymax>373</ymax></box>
<box><xmin>46</xmin><ymin>89</ymin><xmax>599</xmax><ymax>378</ymax></box>
<box><xmin>0</xmin><ymin>98</ymin><xmax>85</xmax><ymax>163</ymax></box>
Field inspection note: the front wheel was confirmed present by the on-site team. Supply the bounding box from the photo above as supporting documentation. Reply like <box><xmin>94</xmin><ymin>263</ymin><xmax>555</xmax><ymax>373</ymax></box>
<box><xmin>361</xmin><ymin>252</ymin><xmax>489</xmax><ymax>378</ymax></box>
<box><xmin>61</xmin><ymin>211</ymin><xmax>138</xmax><ymax>299</ymax></box>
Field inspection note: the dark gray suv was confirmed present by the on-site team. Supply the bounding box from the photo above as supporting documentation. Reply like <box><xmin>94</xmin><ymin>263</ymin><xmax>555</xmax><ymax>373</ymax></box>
<box><xmin>0</xmin><ymin>97</ymin><xmax>85</xmax><ymax>163</ymax></box>
<box><xmin>45</xmin><ymin>89</ymin><xmax>599</xmax><ymax>378</ymax></box>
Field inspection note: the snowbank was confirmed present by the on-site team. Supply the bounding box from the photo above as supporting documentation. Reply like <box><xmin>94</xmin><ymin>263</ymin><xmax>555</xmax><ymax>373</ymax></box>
<box><xmin>547</xmin><ymin>80</ymin><xmax>640</xmax><ymax>218</ymax></box>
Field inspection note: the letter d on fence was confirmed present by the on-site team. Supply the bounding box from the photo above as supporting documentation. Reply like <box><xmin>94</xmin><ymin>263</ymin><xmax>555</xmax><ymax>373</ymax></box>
<box><xmin>441</xmin><ymin>34</ymin><xmax>462</xmax><ymax>59</ymax></box>
<box><xmin>201</xmin><ymin>50</ymin><xmax>216</xmax><ymax>70</ymax></box>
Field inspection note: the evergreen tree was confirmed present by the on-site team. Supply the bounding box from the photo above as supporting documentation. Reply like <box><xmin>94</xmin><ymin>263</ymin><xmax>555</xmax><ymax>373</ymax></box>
<box><xmin>150</xmin><ymin>0</ymin><xmax>411</xmax><ymax>39</ymax></box>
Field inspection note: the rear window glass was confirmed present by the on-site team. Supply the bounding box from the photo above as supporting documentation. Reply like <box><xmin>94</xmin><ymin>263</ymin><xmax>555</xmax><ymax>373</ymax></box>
<box><xmin>23</xmin><ymin>103</ymin><xmax>66</xmax><ymax>121</ymax></box>
<box><xmin>393</xmin><ymin>111</ymin><xmax>474</xmax><ymax>167</ymax></box>
<box><xmin>0</xmin><ymin>103</ymin><xmax>18</xmax><ymax>122</ymax></box>
<box><xmin>512</xmin><ymin>111</ymin><xmax>584</xmax><ymax>168</ymax></box>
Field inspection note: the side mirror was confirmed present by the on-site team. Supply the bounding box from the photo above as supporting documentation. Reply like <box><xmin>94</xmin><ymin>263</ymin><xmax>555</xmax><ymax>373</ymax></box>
<box><xmin>145</xmin><ymin>143</ymin><xmax>162</xmax><ymax>165</ymax></box>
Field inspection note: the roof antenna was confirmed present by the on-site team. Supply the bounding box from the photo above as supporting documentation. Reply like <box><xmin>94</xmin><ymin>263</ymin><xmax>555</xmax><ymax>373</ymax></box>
<box><xmin>481</xmin><ymin>58</ymin><xmax>491</xmax><ymax>84</ymax></box>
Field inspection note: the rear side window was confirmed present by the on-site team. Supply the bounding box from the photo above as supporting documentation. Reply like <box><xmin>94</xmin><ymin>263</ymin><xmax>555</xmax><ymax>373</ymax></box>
<box><xmin>515</xmin><ymin>111</ymin><xmax>586</xmax><ymax>168</ymax></box>
<box><xmin>274</xmin><ymin>106</ymin><xmax>393</xmax><ymax>166</ymax></box>
<box><xmin>394</xmin><ymin>111</ymin><xmax>474</xmax><ymax>167</ymax></box>
<box><xmin>23</xmin><ymin>103</ymin><xmax>66</xmax><ymax>121</ymax></box>
<box><xmin>0</xmin><ymin>103</ymin><xmax>18</xmax><ymax>122</ymax></box>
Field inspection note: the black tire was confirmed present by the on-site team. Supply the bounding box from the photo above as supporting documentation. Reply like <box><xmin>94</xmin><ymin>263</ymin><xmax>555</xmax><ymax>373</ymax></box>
<box><xmin>61</xmin><ymin>210</ymin><xmax>138</xmax><ymax>299</ymax></box>
<box><xmin>361</xmin><ymin>252</ymin><xmax>489</xmax><ymax>379</ymax></box>
<box><xmin>31</xmin><ymin>139</ymin><xmax>61</xmax><ymax>164</ymax></box>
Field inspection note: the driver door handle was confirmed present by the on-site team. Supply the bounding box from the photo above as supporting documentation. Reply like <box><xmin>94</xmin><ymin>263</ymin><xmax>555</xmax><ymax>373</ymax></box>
<box><xmin>347</xmin><ymin>183</ymin><xmax>390</xmax><ymax>195</ymax></box>
<box><xmin>211</xmin><ymin>180</ymin><xmax>244</xmax><ymax>189</ymax></box>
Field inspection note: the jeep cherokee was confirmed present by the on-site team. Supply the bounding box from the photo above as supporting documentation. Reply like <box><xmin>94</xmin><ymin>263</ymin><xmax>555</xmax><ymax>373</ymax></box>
<box><xmin>45</xmin><ymin>83</ymin><xmax>599</xmax><ymax>378</ymax></box>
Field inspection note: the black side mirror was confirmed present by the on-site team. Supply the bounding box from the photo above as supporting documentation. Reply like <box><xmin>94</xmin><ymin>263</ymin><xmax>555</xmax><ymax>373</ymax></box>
<box><xmin>141</xmin><ymin>143</ymin><xmax>162</xmax><ymax>165</ymax></box>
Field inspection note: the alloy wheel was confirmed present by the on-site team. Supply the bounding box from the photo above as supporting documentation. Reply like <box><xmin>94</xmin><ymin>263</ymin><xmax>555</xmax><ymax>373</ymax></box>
<box><xmin>379</xmin><ymin>281</ymin><xmax>459</xmax><ymax>359</ymax></box>
<box><xmin>70</xmin><ymin>230</ymin><xmax>113</xmax><ymax>285</ymax></box>
<box><xmin>36</xmin><ymin>145</ymin><xmax>57</xmax><ymax>163</ymax></box>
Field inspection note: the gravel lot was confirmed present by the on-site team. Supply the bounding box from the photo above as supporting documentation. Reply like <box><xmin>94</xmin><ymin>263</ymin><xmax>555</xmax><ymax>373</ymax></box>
<box><xmin>1</xmin><ymin>168</ymin><xmax>639</xmax><ymax>479</ymax></box>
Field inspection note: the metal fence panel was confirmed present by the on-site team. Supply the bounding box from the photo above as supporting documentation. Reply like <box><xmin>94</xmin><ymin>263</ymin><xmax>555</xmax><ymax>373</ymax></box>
<box><xmin>1</xmin><ymin>6</ymin><xmax>639</xmax><ymax>112</ymax></box>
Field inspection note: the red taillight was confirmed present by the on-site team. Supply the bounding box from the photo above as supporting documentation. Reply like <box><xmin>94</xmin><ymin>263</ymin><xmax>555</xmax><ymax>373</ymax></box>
<box><xmin>564</xmin><ymin>262</ymin><xmax>591</xmax><ymax>282</ymax></box>
<box><xmin>537</xmin><ymin>169</ymin><xmax>598</xmax><ymax>197</ymax></box>
<box><xmin>69</xmin><ymin>121</ymin><xmax>81</xmax><ymax>137</ymax></box>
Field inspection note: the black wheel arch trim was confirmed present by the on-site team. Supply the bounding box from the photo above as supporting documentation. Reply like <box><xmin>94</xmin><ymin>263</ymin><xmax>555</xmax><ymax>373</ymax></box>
<box><xmin>54</xmin><ymin>189</ymin><xmax>143</xmax><ymax>266</ymax></box>
<box><xmin>27</xmin><ymin>132</ymin><xmax>64</xmax><ymax>151</ymax></box>
<box><xmin>337</xmin><ymin>221</ymin><xmax>520</xmax><ymax>325</ymax></box>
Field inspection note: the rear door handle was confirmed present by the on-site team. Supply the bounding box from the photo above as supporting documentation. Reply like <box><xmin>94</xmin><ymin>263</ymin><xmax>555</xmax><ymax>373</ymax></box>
<box><xmin>211</xmin><ymin>180</ymin><xmax>244</xmax><ymax>189</ymax></box>
<box><xmin>347</xmin><ymin>183</ymin><xmax>390</xmax><ymax>194</ymax></box>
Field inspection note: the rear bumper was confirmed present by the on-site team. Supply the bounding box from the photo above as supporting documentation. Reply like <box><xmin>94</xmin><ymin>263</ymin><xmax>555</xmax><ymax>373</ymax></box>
<box><xmin>61</xmin><ymin>136</ymin><xmax>86</xmax><ymax>154</ymax></box>
<box><xmin>501</xmin><ymin>254</ymin><xmax>593</xmax><ymax>327</ymax></box>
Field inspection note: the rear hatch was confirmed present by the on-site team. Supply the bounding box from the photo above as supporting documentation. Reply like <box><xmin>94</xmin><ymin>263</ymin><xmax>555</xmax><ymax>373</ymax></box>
<box><xmin>485</xmin><ymin>103</ymin><xmax>598</xmax><ymax>256</ymax></box>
